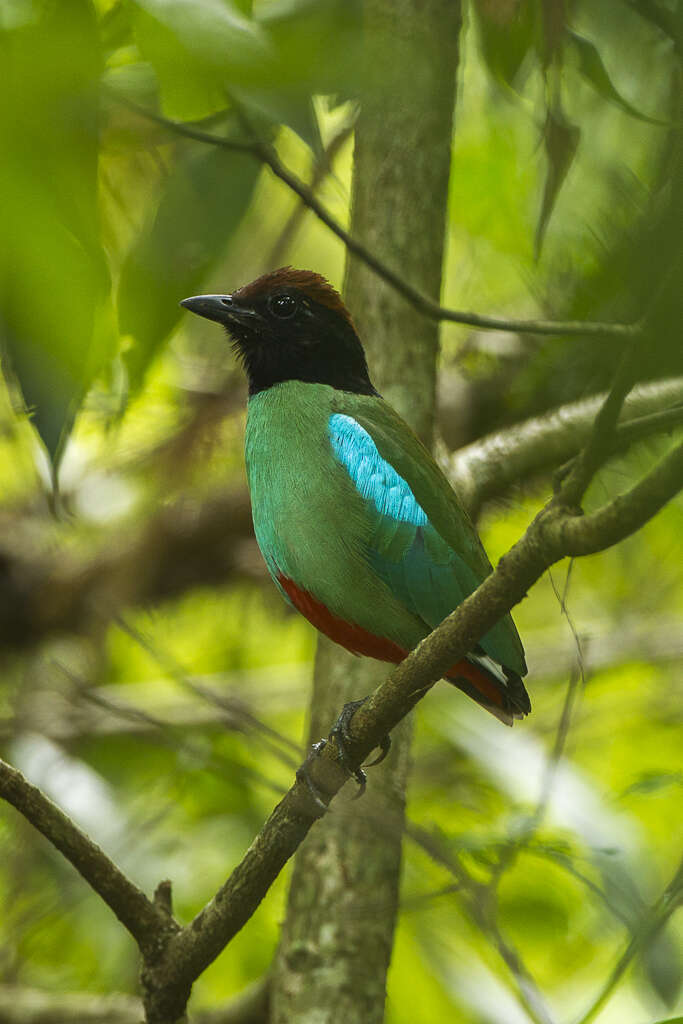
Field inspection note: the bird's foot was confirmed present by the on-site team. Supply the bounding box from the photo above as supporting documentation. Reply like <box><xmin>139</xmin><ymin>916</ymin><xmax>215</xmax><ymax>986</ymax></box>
<box><xmin>295</xmin><ymin>701</ymin><xmax>392</xmax><ymax>809</ymax></box>
<box><xmin>329</xmin><ymin>698</ymin><xmax>392</xmax><ymax>799</ymax></box>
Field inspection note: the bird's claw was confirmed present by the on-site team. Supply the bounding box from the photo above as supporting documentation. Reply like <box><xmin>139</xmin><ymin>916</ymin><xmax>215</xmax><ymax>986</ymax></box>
<box><xmin>363</xmin><ymin>732</ymin><xmax>391</xmax><ymax>768</ymax></box>
<box><xmin>329</xmin><ymin>698</ymin><xmax>392</xmax><ymax>795</ymax></box>
<box><xmin>296</xmin><ymin>700</ymin><xmax>392</xmax><ymax>809</ymax></box>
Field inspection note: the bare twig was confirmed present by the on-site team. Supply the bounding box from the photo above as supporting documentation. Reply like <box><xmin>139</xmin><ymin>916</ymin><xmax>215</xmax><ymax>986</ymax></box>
<box><xmin>114</xmin><ymin>615</ymin><xmax>301</xmax><ymax>765</ymax></box>
<box><xmin>526</xmin><ymin>847</ymin><xmax>633</xmax><ymax>928</ymax></box>
<box><xmin>552</xmin><ymin>440</ymin><xmax>683</xmax><ymax>555</ymax></box>
<box><xmin>575</xmin><ymin>855</ymin><xmax>683</xmax><ymax>1024</ymax></box>
<box><xmin>405</xmin><ymin>823</ymin><xmax>557</xmax><ymax>1024</ymax></box>
<box><xmin>67</xmin><ymin>675</ymin><xmax>289</xmax><ymax>796</ymax></box>
<box><xmin>0</xmin><ymin>758</ymin><xmax>168</xmax><ymax>953</ymax></box>
<box><xmin>556</xmin><ymin>337</ymin><xmax>644</xmax><ymax>506</ymax></box>
<box><xmin>450</xmin><ymin>377</ymin><xmax>683</xmax><ymax>515</ymax></box>
<box><xmin>265</xmin><ymin>113</ymin><xmax>356</xmax><ymax>269</ymax></box>
<box><xmin>112</xmin><ymin>96</ymin><xmax>640</xmax><ymax>341</ymax></box>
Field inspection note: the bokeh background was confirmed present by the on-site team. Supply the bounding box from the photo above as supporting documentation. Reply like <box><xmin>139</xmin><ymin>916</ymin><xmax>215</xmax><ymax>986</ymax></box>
<box><xmin>0</xmin><ymin>1</ymin><xmax>681</xmax><ymax>1022</ymax></box>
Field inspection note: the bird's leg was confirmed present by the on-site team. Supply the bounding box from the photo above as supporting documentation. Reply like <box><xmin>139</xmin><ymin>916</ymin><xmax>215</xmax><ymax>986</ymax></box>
<box><xmin>295</xmin><ymin>701</ymin><xmax>392</xmax><ymax>809</ymax></box>
<box><xmin>329</xmin><ymin>698</ymin><xmax>392</xmax><ymax>798</ymax></box>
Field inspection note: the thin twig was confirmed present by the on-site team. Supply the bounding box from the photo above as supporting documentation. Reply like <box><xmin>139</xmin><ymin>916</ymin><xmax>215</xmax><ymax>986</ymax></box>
<box><xmin>557</xmin><ymin>336</ymin><xmax>645</xmax><ymax>506</ymax></box>
<box><xmin>553</xmin><ymin>440</ymin><xmax>683</xmax><ymax>555</ymax></box>
<box><xmin>68</xmin><ymin>673</ymin><xmax>288</xmax><ymax>796</ymax></box>
<box><xmin>574</xmin><ymin>855</ymin><xmax>683</xmax><ymax>1024</ymax></box>
<box><xmin>525</xmin><ymin>847</ymin><xmax>633</xmax><ymax>928</ymax></box>
<box><xmin>449</xmin><ymin>377</ymin><xmax>683</xmax><ymax>516</ymax></box>
<box><xmin>112</xmin><ymin>95</ymin><xmax>640</xmax><ymax>341</ymax></box>
<box><xmin>405</xmin><ymin>823</ymin><xmax>557</xmax><ymax>1024</ymax></box>
<box><xmin>114</xmin><ymin>615</ymin><xmax>301</xmax><ymax>767</ymax></box>
<box><xmin>265</xmin><ymin>113</ymin><xmax>356</xmax><ymax>269</ymax></box>
<box><xmin>0</xmin><ymin>757</ymin><xmax>168</xmax><ymax>953</ymax></box>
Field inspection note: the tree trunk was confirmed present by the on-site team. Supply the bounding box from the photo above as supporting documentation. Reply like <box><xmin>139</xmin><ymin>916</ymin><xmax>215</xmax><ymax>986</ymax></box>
<box><xmin>269</xmin><ymin>1</ymin><xmax>462</xmax><ymax>1021</ymax></box>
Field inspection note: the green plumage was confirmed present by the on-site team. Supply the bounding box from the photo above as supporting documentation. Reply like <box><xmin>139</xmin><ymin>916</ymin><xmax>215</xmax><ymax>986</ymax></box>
<box><xmin>245</xmin><ymin>380</ymin><xmax>526</xmax><ymax>677</ymax></box>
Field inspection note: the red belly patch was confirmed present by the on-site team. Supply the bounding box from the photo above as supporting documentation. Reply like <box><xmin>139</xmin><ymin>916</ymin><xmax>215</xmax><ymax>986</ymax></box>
<box><xmin>277</xmin><ymin>574</ymin><xmax>408</xmax><ymax>662</ymax></box>
<box><xmin>277</xmin><ymin>573</ymin><xmax>507</xmax><ymax>713</ymax></box>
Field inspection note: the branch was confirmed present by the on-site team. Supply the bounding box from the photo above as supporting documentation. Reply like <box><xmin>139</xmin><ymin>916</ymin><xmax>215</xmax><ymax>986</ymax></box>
<box><xmin>0</xmin><ymin>485</ymin><xmax>254</xmax><ymax>649</ymax></box>
<box><xmin>575</xmin><ymin>855</ymin><xmax>683</xmax><ymax>1024</ymax></box>
<box><xmin>138</xmin><ymin>436</ymin><xmax>683</xmax><ymax>1007</ymax></box>
<box><xmin>553</xmin><ymin>440</ymin><xmax>683</xmax><ymax>555</ymax></box>
<box><xmin>557</xmin><ymin>335</ymin><xmax>646</xmax><ymax>506</ymax></box>
<box><xmin>0</xmin><ymin>979</ymin><xmax>269</xmax><ymax>1024</ymax></box>
<box><xmin>449</xmin><ymin>377</ymin><xmax>683</xmax><ymax>515</ymax></box>
<box><xmin>0</xmin><ymin>758</ymin><xmax>167</xmax><ymax>953</ymax></box>
<box><xmin>112</xmin><ymin>95</ymin><xmax>639</xmax><ymax>340</ymax></box>
<box><xmin>265</xmin><ymin>112</ymin><xmax>356</xmax><ymax>269</ymax></box>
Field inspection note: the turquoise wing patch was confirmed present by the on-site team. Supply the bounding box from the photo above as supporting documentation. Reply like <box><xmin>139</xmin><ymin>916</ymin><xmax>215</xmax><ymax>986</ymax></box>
<box><xmin>327</xmin><ymin>413</ymin><xmax>519</xmax><ymax>666</ymax></box>
<box><xmin>328</xmin><ymin>414</ymin><xmax>427</xmax><ymax>525</ymax></box>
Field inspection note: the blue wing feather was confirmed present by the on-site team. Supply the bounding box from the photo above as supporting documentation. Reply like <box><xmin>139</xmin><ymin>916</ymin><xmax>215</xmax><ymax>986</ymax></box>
<box><xmin>328</xmin><ymin>413</ymin><xmax>516</xmax><ymax>667</ymax></box>
<box><xmin>329</xmin><ymin>414</ymin><xmax>427</xmax><ymax>525</ymax></box>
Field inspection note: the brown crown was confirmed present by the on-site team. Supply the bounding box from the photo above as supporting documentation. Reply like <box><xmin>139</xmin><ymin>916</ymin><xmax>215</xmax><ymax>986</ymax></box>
<box><xmin>234</xmin><ymin>267</ymin><xmax>353</xmax><ymax>326</ymax></box>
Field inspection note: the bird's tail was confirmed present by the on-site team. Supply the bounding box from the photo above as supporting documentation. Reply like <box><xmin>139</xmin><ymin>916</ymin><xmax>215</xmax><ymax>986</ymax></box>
<box><xmin>446</xmin><ymin>653</ymin><xmax>531</xmax><ymax>726</ymax></box>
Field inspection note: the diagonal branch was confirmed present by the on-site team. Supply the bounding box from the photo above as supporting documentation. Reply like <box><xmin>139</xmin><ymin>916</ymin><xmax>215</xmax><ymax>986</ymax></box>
<box><xmin>0</xmin><ymin>758</ymin><xmax>169</xmax><ymax>953</ymax></box>
<box><xmin>553</xmin><ymin>440</ymin><xmax>683</xmax><ymax>555</ymax></box>
<box><xmin>557</xmin><ymin>336</ymin><xmax>646</xmax><ymax>506</ymax></box>
<box><xmin>111</xmin><ymin>95</ymin><xmax>640</xmax><ymax>341</ymax></box>
<box><xmin>144</xmin><ymin>435</ymin><xmax>683</xmax><ymax>1006</ymax></box>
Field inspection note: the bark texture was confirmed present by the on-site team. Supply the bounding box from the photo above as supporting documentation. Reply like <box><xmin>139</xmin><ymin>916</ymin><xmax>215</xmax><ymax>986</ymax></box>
<box><xmin>269</xmin><ymin>2</ymin><xmax>462</xmax><ymax>1021</ymax></box>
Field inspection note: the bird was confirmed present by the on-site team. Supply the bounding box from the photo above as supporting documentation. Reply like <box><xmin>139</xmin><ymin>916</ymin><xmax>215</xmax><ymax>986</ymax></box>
<box><xmin>180</xmin><ymin>267</ymin><xmax>529</xmax><ymax>758</ymax></box>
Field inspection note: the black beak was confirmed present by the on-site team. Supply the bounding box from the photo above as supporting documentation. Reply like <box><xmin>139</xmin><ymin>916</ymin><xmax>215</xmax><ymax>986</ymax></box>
<box><xmin>179</xmin><ymin>294</ymin><xmax>258</xmax><ymax>326</ymax></box>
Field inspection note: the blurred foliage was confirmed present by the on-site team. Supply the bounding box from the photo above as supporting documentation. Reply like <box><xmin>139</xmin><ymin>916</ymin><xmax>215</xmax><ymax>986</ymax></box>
<box><xmin>0</xmin><ymin>1</ymin><xmax>681</xmax><ymax>1023</ymax></box>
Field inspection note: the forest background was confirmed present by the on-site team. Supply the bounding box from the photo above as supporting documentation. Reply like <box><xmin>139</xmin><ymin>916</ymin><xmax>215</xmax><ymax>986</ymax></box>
<box><xmin>0</xmin><ymin>1</ymin><xmax>682</xmax><ymax>1023</ymax></box>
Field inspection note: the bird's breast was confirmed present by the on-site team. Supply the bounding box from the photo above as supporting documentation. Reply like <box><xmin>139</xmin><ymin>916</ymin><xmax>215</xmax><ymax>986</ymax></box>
<box><xmin>244</xmin><ymin>383</ymin><xmax>368</xmax><ymax>587</ymax></box>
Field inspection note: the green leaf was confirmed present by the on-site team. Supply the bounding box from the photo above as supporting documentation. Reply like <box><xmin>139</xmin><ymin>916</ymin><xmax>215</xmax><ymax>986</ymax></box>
<box><xmin>641</xmin><ymin>928</ymin><xmax>683</xmax><ymax>1008</ymax></box>
<box><xmin>569</xmin><ymin>31</ymin><xmax>667</xmax><ymax>125</ymax></box>
<box><xmin>132</xmin><ymin>0</ymin><xmax>333</xmax><ymax>151</ymax></box>
<box><xmin>619</xmin><ymin>770</ymin><xmax>683</xmax><ymax>799</ymax></box>
<box><xmin>0</xmin><ymin>0</ymin><xmax>110</xmax><ymax>464</ymax></box>
<box><xmin>132</xmin><ymin>5</ymin><xmax>232</xmax><ymax>120</ymax></box>
<box><xmin>471</xmin><ymin>0</ymin><xmax>537</xmax><ymax>90</ymax></box>
<box><xmin>117</xmin><ymin>144</ymin><xmax>261</xmax><ymax>392</ymax></box>
<box><xmin>133</xmin><ymin>0</ymin><xmax>270</xmax><ymax>97</ymax></box>
<box><xmin>260</xmin><ymin>0</ymin><xmax>363</xmax><ymax>98</ymax></box>
<box><xmin>535</xmin><ymin>103</ymin><xmax>580</xmax><ymax>259</ymax></box>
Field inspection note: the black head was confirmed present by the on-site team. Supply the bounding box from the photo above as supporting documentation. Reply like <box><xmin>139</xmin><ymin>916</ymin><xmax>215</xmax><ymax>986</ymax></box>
<box><xmin>180</xmin><ymin>267</ymin><xmax>377</xmax><ymax>398</ymax></box>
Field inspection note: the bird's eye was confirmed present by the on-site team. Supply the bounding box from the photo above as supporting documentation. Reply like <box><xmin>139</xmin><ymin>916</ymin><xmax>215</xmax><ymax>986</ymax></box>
<box><xmin>268</xmin><ymin>293</ymin><xmax>298</xmax><ymax>319</ymax></box>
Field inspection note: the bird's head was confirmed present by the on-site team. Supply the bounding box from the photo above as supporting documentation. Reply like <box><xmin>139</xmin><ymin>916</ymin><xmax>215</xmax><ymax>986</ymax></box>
<box><xmin>180</xmin><ymin>267</ymin><xmax>377</xmax><ymax>398</ymax></box>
